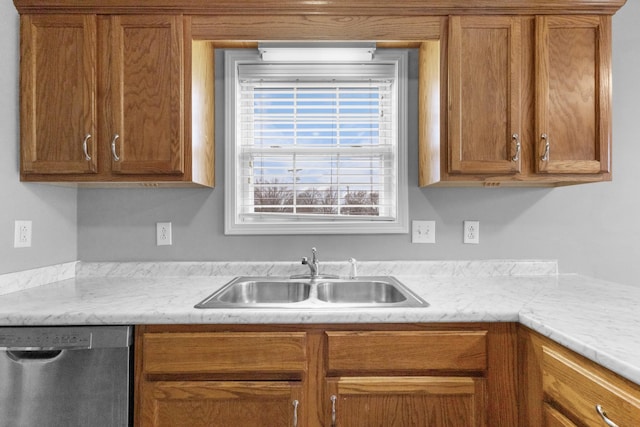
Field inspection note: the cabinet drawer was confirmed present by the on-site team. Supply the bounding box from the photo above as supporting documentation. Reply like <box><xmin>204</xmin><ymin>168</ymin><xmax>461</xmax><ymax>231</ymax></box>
<box><xmin>142</xmin><ymin>332</ymin><xmax>306</xmax><ymax>375</ymax></box>
<box><xmin>542</xmin><ymin>346</ymin><xmax>640</xmax><ymax>427</ymax></box>
<box><xmin>326</xmin><ymin>331</ymin><xmax>487</xmax><ymax>373</ymax></box>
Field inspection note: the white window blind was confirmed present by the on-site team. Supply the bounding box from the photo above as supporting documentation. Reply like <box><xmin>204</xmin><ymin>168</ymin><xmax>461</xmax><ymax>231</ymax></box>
<box><xmin>225</xmin><ymin>50</ymin><xmax>409</xmax><ymax>234</ymax></box>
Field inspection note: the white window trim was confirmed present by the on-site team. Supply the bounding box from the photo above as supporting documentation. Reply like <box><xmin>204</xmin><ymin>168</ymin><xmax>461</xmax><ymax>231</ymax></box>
<box><xmin>224</xmin><ymin>49</ymin><xmax>409</xmax><ymax>235</ymax></box>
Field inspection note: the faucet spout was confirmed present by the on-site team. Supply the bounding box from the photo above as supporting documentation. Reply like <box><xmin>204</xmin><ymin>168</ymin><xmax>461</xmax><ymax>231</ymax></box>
<box><xmin>301</xmin><ymin>247</ymin><xmax>319</xmax><ymax>278</ymax></box>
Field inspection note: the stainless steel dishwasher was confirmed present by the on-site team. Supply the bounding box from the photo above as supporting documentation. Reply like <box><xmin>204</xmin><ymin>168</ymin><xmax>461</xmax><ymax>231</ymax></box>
<box><xmin>0</xmin><ymin>326</ymin><xmax>133</xmax><ymax>427</ymax></box>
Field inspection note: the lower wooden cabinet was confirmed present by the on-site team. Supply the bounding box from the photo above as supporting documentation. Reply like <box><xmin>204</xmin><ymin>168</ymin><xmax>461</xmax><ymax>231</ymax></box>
<box><xmin>136</xmin><ymin>323</ymin><xmax>518</xmax><ymax>427</ymax></box>
<box><xmin>142</xmin><ymin>381</ymin><xmax>303</xmax><ymax>427</ymax></box>
<box><xmin>519</xmin><ymin>326</ymin><xmax>640</xmax><ymax>427</ymax></box>
<box><xmin>326</xmin><ymin>377</ymin><xmax>485</xmax><ymax>427</ymax></box>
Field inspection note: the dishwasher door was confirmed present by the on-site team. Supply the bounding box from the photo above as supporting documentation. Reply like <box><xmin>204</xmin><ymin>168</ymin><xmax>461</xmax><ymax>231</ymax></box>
<box><xmin>0</xmin><ymin>326</ymin><xmax>132</xmax><ymax>427</ymax></box>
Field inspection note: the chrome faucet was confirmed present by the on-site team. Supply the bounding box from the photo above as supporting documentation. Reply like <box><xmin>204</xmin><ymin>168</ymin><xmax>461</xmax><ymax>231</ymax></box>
<box><xmin>301</xmin><ymin>247</ymin><xmax>319</xmax><ymax>278</ymax></box>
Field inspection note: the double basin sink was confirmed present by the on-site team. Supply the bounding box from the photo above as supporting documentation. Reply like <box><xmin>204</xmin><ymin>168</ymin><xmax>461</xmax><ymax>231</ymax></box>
<box><xmin>195</xmin><ymin>276</ymin><xmax>428</xmax><ymax>309</ymax></box>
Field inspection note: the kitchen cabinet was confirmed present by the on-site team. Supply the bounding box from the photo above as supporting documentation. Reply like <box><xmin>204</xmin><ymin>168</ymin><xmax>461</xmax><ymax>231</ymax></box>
<box><xmin>519</xmin><ymin>326</ymin><xmax>640</xmax><ymax>427</ymax></box>
<box><xmin>19</xmin><ymin>14</ymin><xmax>214</xmax><ymax>187</ymax></box>
<box><xmin>136</xmin><ymin>323</ymin><xmax>518</xmax><ymax>427</ymax></box>
<box><xmin>447</xmin><ymin>15</ymin><xmax>522</xmax><ymax>177</ymax></box>
<box><xmin>137</xmin><ymin>329</ymin><xmax>307</xmax><ymax>426</ymax></box>
<box><xmin>535</xmin><ymin>15</ymin><xmax>611</xmax><ymax>176</ymax></box>
<box><xmin>422</xmin><ymin>14</ymin><xmax>613</xmax><ymax>186</ymax></box>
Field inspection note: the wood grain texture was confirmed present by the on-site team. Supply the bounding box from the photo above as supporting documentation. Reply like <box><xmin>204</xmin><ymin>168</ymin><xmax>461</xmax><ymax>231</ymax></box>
<box><xmin>110</xmin><ymin>15</ymin><xmax>184</xmax><ymax>175</ymax></box>
<box><xmin>192</xmin><ymin>15</ymin><xmax>442</xmax><ymax>41</ymax></box>
<box><xmin>20</xmin><ymin>14</ymin><xmax>98</xmax><ymax>175</ymax></box>
<box><xmin>12</xmin><ymin>0</ymin><xmax>627</xmax><ymax>15</ymax></box>
<box><xmin>544</xmin><ymin>404</ymin><xmax>579</xmax><ymax>427</ymax></box>
<box><xmin>189</xmin><ymin>37</ymin><xmax>215</xmax><ymax>187</ymax></box>
<box><xmin>141</xmin><ymin>381</ymin><xmax>302</xmax><ymax>427</ymax></box>
<box><xmin>142</xmin><ymin>331</ymin><xmax>307</xmax><ymax>376</ymax></box>
<box><xmin>519</xmin><ymin>326</ymin><xmax>640</xmax><ymax>427</ymax></box>
<box><xmin>326</xmin><ymin>330</ymin><xmax>487</xmax><ymax>373</ymax></box>
<box><xmin>543</xmin><ymin>346</ymin><xmax>640</xmax><ymax>426</ymax></box>
<box><xmin>136</xmin><ymin>323</ymin><xmax>515</xmax><ymax>426</ymax></box>
<box><xmin>326</xmin><ymin>376</ymin><xmax>486</xmax><ymax>427</ymax></box>
<box><xmin>418</xmin><ymin>40</ymin><xmax>442</xmax><ymax>186</ymax></box>
<box><xmin>448</xmin><ymin>15</ymin><xmax>522</xmax><ymax>175</ymax></box>
<box><xmin>535</xmin><ymin>15</ymin><xmax>611</xmax><ymax>174</ymax></box>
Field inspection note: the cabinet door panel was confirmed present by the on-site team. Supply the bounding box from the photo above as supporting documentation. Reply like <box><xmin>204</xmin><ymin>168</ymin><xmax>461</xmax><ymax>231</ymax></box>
<box><xmin>542</xmin><ymin>346</ymin><xmax>640</xmax><ymax>427</ymax></box>
<box><xmin>109</xmin><ymin>15</ymin><xmax>184</xmax><ymax>175</ymax></box>
<box><xmin>141</xmin><ymin>381</ymin><xmax>302</xmax><ymax>427</ymax></box>
<box><xmin>448</xmin><ymin>16</ymin><xmax>521</xmax><ymax>175</ymax></box>
<box><xmin>326</xmin><ymin>377</ymin><xmax>485</xmax><ymax>427</ymax></box>
<box><xmin>21</xmin><ymin>14</ymin><xmax>97</xmax><ymax>175</ymax></box>
<box><xmin>544</xmin><ymin>404</ymin><xmax>578</xmax><ymax>427</ymax></box>
<box><xmin>535</xmin><ymin>15</ymin><xmax>611</xmax><ymax>174</ymax></box>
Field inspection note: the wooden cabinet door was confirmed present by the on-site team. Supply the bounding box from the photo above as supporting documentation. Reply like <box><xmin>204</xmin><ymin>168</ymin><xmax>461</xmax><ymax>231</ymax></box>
<box><xmin>326</xmin><ymin>377</ymin><xmax>486</xmax><ymax>427</ymax></box>
<box><xmin>107</xmin><ymin>15</ymin><xmax>184</xmax><ymax>175</ymax></box>
<box><xmin>544</xmin><ymin>404</ymin><xmax>578</xmax><ymax>427</ymax></box>
<box><xmin>140</xmin><ymin>381</ymin><xmax>303</xmax><ymax>427</ymax></box>
<box><xmin>535</xmin><ymin>15</ymin><xmax>611</xmax><ymax>174</ymax></box>
<box><xmin>20</xmin><ymin>14</ymin><xmax>98</xmax><ymax>175</ymax></box>
<box><xmin>448</xmin><ymin>16</ymin><xmax>522</xmax><ymax>175</ymax></box>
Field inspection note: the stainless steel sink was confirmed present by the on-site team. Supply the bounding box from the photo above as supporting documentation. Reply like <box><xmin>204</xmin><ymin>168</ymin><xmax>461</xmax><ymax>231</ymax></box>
<box><xmin>316</xmin><ymin>280</ymin><xmax>407</xmax><ymax>304</ymax></box>
<box><xmin>195</xmin><ymin>276</ymin><xmax>428</xmax><ymax>309</ymax></box>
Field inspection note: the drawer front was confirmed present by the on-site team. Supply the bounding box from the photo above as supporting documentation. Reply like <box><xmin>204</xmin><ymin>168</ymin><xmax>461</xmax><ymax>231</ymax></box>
<box><xmin>542</xmin><ymin>346</ymin><xmax>640</xmax><ymax>427</ymax></box>
<box><xmin>143</xmin><ymin>332</ymin><xmax>306</xmax><ymax>375</ymax></box>
<box><xmin>326</xmin><ymin>330</ymin><xmax>487</xmax><ymax>373</ymax></box>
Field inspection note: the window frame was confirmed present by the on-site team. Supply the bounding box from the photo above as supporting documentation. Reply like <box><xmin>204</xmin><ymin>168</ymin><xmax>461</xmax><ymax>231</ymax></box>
<box><xmin>224</xmin><ymin>48</ymin><xmax>409</xmax><ymax>235</ymax></box>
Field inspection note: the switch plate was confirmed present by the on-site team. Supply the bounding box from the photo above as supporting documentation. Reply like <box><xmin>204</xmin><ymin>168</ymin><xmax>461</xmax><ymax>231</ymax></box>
<box><xmin>412</xmin><ymin>220</ymin><xmax>435</xmax><ymax>244</ymax></box>
<box><xmin>463</xmin><ymin>220</ymin><xmax>479</xmax><ymax>244</ymax></box>
<box><xmin>14</xmin><ymin>220</ymin><xmax>32</xmax><ymax>248</ymax></box>
<box><xmin>156</xmin><ymin>222</ymin><xmax>172</xmax><ymax>246</ymax></box>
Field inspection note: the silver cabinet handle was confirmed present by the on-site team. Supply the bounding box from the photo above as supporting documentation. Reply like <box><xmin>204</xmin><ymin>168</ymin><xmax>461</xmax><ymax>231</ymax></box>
<box><xmin>82</xmin><ymin>134</ymin><xmax>92</xmax><ymax>161</ymax></box>
<box><xmin>330</xmin><ymin>395</ymin><xmax>337</xmax><ymax>427</ymax></box>
<box><xmin>111</xmin><ymin>134</ymin><xmax>120</xmax><ymax>162</ymax></box>
<box><xmin>540</xmin><ymin>133</ymin><xmax>550</xmax><ymax>161</ymax></box>
<box><xmin>512</xmin><ymin>133</ymin><xmax>521</xmax><ymax>162</ymax></box>
<box><xmin>292</xmin><ymin>400</ymin><xmax>299</xmax><ymax>427</ymax></box>
<box><xmin>596</xmin><ymin>405</ymin><xmax>620</xmax><ymax>427</ymax></box>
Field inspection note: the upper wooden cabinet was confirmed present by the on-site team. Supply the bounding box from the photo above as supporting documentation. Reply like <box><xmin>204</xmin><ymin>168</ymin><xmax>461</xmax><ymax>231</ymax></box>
<box><xmin>422</xmin><ymin>14</ymin><xmax>614</xmax><ymax>187</ymax></box>
<box><xmin>19</xmin><ymin>14</ymin><xmax>214</xmax><ymax>187</ymax></box>
<box><xmin>20</xmin><ymin>14</ymin><xmax>98</xmax><ymax>176</ymax></box>
<box><xmin>535</xmin><ymin>15</ymin><xmax>611</xmax><ymax>176</ymax></box>
<box><xmin>447</xmin><ymin>16</ymin><xmax>522</xmax><ymax>176</ymax></box>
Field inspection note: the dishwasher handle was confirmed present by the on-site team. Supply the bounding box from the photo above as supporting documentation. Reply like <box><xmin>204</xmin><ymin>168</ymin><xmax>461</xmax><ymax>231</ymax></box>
<box><xmin>6</xmin><ymin>349</ymin><xmax>63</xmax><ymax>362</ymax></box>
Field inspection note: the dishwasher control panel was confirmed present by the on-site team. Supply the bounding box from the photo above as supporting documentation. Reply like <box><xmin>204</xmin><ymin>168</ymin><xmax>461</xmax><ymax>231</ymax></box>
<box><xmin>0</xmin><ymin>328</ymin><xmax>92</xmax><ymax>350</ymax></box>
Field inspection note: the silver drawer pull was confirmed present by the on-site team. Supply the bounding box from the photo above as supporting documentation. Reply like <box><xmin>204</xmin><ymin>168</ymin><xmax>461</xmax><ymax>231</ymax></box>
<box><xmin>512</xmin><ymin>133</ymin><xmax>521</xmax><ymax>162</ymax></box>
<box><xmin>292</xmin><ymin>400</ymin><xmax>299</xmax><ymax>427</ymax></box>
<box><xmin>540</xmin><ymin>133</ymin><xmax>550</xmax><ymax>161</ymax></box>
<box><xmin>331</xmin><ymin>395</ymin><xmax>337</xmax><ymax>427</ymax></box>
<box><xmin>111</xmin><ymin>134</ymin><xmax>120</xmax><ymax>162</ymax></box>
<box><xmin>596</xmin><ymin>404</ymin><xmax>620</xmax><ymax>427</ymax></box>
<box><xmin>82</xmin><ymin>133</ymin><xmax>92</xmax><ymax>161</ymax></box>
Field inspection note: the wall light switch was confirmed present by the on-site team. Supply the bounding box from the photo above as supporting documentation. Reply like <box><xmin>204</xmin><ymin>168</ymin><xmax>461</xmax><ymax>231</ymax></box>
<box><xmin>412</xmin><ymin>220</ymin><xmax>435</xmax><ymax>244</ymax></box>
<box><xmin>157</xmin><ymin>222</ymin><xmax>172</xmax><ymax>246</ymax></box>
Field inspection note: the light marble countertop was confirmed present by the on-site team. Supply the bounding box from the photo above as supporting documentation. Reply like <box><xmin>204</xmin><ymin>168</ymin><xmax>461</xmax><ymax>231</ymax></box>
<box><xmin>0</xmin><ymin>260</ymin><xmax>638</xmax><ymax>387</ymax></box>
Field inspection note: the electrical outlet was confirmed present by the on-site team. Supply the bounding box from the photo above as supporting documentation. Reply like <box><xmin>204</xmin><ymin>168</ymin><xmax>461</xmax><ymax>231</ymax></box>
<box><xmin>412</xmin><ymin>220</ymin><xmax>435</xmax><ymax>244</ymax></box>
<box><xmin>156</xmin><ymin>222</ymin><xmax>172</xmax><ymax>246</ymax></box>
<box><xmin>463</xmin><ymin>220</ymin><xmax>479</xmax><ymax>244</ymax></box>
<box><xmin>14</xmin><ymin>220</ymin><xmax>32</xmax><ymax>248</ymax></box>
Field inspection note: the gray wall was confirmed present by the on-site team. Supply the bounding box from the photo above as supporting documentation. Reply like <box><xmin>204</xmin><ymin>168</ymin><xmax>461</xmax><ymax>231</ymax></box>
<box><xmin>30</xmin><ymin>1</ymin><xmax>637</xmax><ymax>287</ymax></box>
<box><xmin>0</xmin><ymin>2</ymin><xmax>78</xmax><ymax>274</ymax></box>
<box><xmin>2</xmin><ymin>4</ymin><xmax>635</xmax><ymax>284</ymax></box>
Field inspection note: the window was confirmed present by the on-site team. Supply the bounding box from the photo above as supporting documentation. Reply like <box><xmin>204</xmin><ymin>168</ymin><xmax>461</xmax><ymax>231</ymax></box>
<box><xmin>225</xmin><ymin>49</ymin><xmax>408</xmax><ymax>234</ymax></box>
